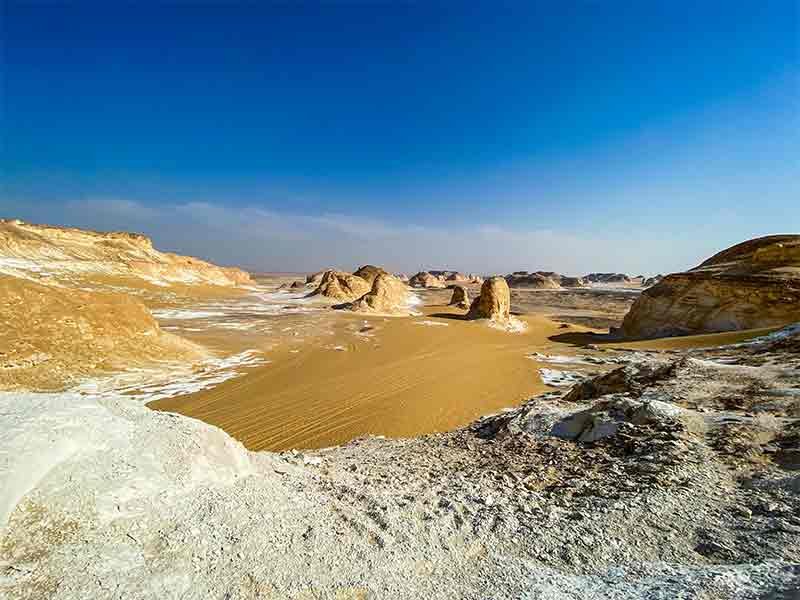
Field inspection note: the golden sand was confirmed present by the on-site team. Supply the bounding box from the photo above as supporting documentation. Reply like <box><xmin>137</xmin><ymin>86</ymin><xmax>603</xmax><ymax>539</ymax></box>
<box><xmin>150</xmin><ymin>307</ymin><xmax>584</xmax><ymax>451</ymax></box>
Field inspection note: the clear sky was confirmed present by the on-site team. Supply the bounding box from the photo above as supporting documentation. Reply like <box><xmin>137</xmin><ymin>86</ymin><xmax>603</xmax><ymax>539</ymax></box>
<box><xmin>1</xmin><ymin>1</ymin><xmax>798</xmax><ymax>275</ymax></box>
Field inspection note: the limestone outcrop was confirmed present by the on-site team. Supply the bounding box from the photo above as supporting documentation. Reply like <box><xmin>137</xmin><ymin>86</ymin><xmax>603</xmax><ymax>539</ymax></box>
<box><xmin>0</xmin><ymin>219</ymin><xmax>251</xmax><ymax>287</ymax></box>
<box><xmin>446</xmin><ymin>272</ymin><xmax>469</xmax><ymax>282</ymax></box>
<box><xmin>308</xmin><ymin>270</ymin><xmax>371</xmax><ymax>302</ymax></box>
<box><xmin>584</xmin><ymin>273</ymin><xmax>632</xmax><ymax>284</ymax></box>
<box><xmin>409</xmin><ymin>271</ymin><xmax>446</xmax><ymax>288</ymax></box>
<box><xmin>467</xmin><ymin>277</ymin><xmax>511</xmax><ymax>322</ymax></box>
<box><xmin>505</xmin><ymin>272</ymin><xmax>560</xmax><ymax>289</ymax></box>
<box><xmin>621</xmin><ymin>235</ymin><xmax>800</xmax><ymax>339</ymax></box>
<box><xmin>344</xmin><ymin>273</ymin><xmax>411</xmax><ymax>315</ymax></box>
<box><xmin>449</xmin><ymin>285</ymin><xmax>470</xmax><ymax>309</ymax></box>
<box><xmin>353</xmin><ymin>264</ymin><xmax>390</xmax><ymax>286</ymax></box>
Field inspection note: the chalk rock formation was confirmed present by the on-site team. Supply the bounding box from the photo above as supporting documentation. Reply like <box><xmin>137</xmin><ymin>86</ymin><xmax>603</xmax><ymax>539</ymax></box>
<box><xmin>345</xmin><ymin>273</ymin><xmax>410</xmax><ymax>315</ymax></box>
<box><xmin>353</xmin><ymin>264</ymin><xmax>390</xmax><ymax>286</ymax></box>
<box><xmin>446</xmin><ymin>272</ymin><xmax>469</xmax><ymax>282</ymax></box>
<box><xmin>584</xmin><ymin>273</ymin><xmax>632</xmax><ymax>284</ymax></box>
<box><xmin>467</xmin><ymin>277</ymin><xmax>511</xmax><ymax>322</ymax></box>
<box><xmin>621</xmin><ymin>235</ymin><xmax>800</xmax><ymax>339</ymax></box>
<box><xmin>0</xmin><ymin>219</ymin><xmax>251</xmax><ymax>287</ymax></box>
<box><xmin>308</xmin><ymin>270</ymin><xmax>371</xmax><ymax>302</ymax></box>
<box><xmin>290</xmin><ymin>281</ymin><xmax>304</xmax><ymax>289</ymax></box>
<box><xmin>505</xmin><ymin>272</ymin><xmax>560</xmax><ymax>289</ymax></box>
<box><xmin>449</xmin><ymin>285</ymin><xmax>470</xmax><ymax>309</ymax></box>
<box><xmin>306</xmin><ymin>270</ymin><xmax>326</xmax><ymax>286</ymax></box>
<box><xmin>409</xmin><ymin>271</ymin><xmax>446</xmax><ymax>288</ymax></box>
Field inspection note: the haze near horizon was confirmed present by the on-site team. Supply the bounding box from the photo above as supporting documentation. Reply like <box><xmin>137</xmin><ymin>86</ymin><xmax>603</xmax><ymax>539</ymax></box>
<box><xmin>1</xmin><ymin>1</ymin><xmax>798</xmax><ymax>275</ymax></box>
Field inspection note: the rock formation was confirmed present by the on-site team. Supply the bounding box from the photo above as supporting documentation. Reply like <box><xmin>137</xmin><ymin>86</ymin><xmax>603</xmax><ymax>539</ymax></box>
<box><xmin>0</xmin><ymin>219</ymin><xmax>251</xmax><ymax>287</ymax></box>
<box><xmin>290</xmin><ymin>281</ymin><xmax>304</xmax><ymax>289</ymax></box>
<box><xmin>621</xmin><ymin>235</ymin><xmax>800</xmax><ymax>339</ymax></box>
<box><xmin>409</xmin><ymin>271</ymin><xmax>446</xmax><ymax>288</ymax></box>
<box><xmin>505</xmin><ymin>272</ymin><xmax>560</xmax><ymax>289</ymax></box>
<box><xmin>446</xmin><ymin>272</ymin><xmax>469</xmax><ymax>282</ymax></box>
<box><xmin>308</xmin><ymin>270</ymin><xmax>371</xmax><ymax>302</ymax></box>
<box><xmin>306</xmin><ymin>270</ymin><xmax>326</xmax><ymax>286</ymax></box>
<box><xmin>448</xmin><ymin>285</ymin><xmax>470</xmax><ymax>309</ymax></box>
<box><xmin>353</xmin><ymin>264</ymin><xmax>390</xmax><ymax>286</ymax></box>
<box><xmin>344</xmin><ymin>273</ymin><xmax>411</xmax><ymax>315</ymax></box>
<box><xmin>584</xmin><ymin>273</ymin><xmax>632</xmax><ymax>284</ymax></box>
<box><xmin>642</xmin><ymin>275</ymin><xmax>663</xmax><ymax>288</ymax></box>
<box><xmin>467</xmin><ymin>277</ymin><xmax>511</xmax><ymax>322</ymax></box>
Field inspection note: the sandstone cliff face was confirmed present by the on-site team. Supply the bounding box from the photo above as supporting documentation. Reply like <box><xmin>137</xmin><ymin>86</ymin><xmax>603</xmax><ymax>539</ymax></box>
<box><xmin>621</xmin><ymin>235</ymin><xmax>800</xmax><ymax>339</ymax></box>
<box><xmin>467</xmin><ymin>277</ymin><xmax>511</xmax><ymax>322</ymax></box>
<box><xmin>0</xmin><ymin>219</ymin><xmax>251</xmax><ymax>287</ymax></box>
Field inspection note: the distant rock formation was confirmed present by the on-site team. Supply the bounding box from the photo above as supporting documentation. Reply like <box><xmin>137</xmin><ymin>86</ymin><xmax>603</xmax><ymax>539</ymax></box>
<box><xmin>308</xmin><ymin>270</ymin><xmax>371</xmax><ymax>302</ymax></box>
<box><xmin>353</xmin><ymin>264</ymin><xmax>390</xmax><ymax>286</ymax></box>
<box><xmin>0</xmin><ymin>219</ymin><xmax>251</xmax><ymax>287</ymax></box>
<box><xmin>344</xmin><ymin>273</ymin><xmax>411</xmax><ymax>315</ymax></box>
<box><xmin>621</xmin><ymin>235</ymin><xmax>800</xmax><ymax>339</ymax></box>
<box><xmin>449</xmin><ymin>285</ymin><xmax>470</xmax><ymax>309</ymax></box>
<box><xmin>467</xmin><ymin>277</ymin><xmax>511</xmax><ymax>322</ymax></box>
<box><xmin>505</xmin><ymin>272</ymin><xmax>560</xmax><ymax>289</ymax></box>
<box><xmin>468</xmin><ymin>274</ymin><xmax>484</xmax><ymax>284</ymax></box>
<box><xmin>584</xmin><ymin>273</ymin><xmax>632</xmax><ymax>284</ymax></box>
<box><xmin>290</xmin><ymin>281</ymin><xmax>304</xmax><ymax>289</ymax></box>
<box><xmin>446</xmin><ymin>272</ymin><xmax>469</xmax><ymax>282</ymax></box>
<box><xmin>409</xmin><ymin>271</ymin><xmax>446</xmax><ymax>288</ymax></box>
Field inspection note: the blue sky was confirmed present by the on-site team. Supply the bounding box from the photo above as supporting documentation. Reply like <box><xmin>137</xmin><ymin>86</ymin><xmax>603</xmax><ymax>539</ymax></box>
<box><xmin>1</xmin><ymin>1</ymin><xmax>798</xmax><ymax>274</ymax></box>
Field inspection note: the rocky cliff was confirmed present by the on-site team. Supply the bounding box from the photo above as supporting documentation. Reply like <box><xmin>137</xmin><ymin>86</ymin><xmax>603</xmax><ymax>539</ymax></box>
<box><xmin>621</xmin><ymin>235</ymin><xmax>800</xmax><ymax>339</ymax></box>
<box><xmin>0</xmin><ymin>219</ymin><xmax>251</xmax><ymax>287</ymax></box>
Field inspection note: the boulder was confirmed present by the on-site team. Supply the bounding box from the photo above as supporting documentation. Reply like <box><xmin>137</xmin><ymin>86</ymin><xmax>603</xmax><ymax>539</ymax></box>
<box><xmin>344</xmin><ymin>273</ymin><xmax>410</xmax><ymax>315</ymax></box>
<box><xmin>621</xmin><ymin>235</ymin><xmax>800</xmax><ymax>339</ymax></box>
<box><xmin>563</xmin><ymin>359</ymin><xmax>677</xmax><ymax>403</ymax></box>
<box><xmin>467</xmin><ymin>277</ymin><xmax>510</xmax><ymax>322</ymax></box>
<box><xmin>449</xmin><ymin>285</ymin><xmax>470</xmax><ymax>309</ymax></box>
<box><xmin>308</xmin><ymin>270</ymin><xmax>371</xmax><ymax>302</ymax></box>
<box><xmin>409</xmin><ymin>271</ymin><xmax>446</xmax><ymax>288</ymax></box>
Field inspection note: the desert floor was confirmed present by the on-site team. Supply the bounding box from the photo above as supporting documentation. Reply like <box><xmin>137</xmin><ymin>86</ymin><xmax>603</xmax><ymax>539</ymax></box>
<box><xmin>148</xmin><ymin>277</ymin><xmax>777</xmax><ymax>451</ymax></box>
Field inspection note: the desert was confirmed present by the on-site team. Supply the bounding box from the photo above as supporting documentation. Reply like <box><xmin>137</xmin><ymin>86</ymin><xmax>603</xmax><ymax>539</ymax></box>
<box><xmin>3</xmin><ymin>4</ymin><xmax>798</xmax><ymax>598</ymax></box>
<box><xmin>1</xmin><ymin>220</ymin><xmax>799</xmax><ymax>600</ymax></box>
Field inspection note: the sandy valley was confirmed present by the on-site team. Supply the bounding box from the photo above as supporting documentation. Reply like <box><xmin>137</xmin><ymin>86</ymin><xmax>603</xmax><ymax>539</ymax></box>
<box><xmin>1</xmin><ymin>222</ymin><xmax>799</xmax><ymax>599</ymax></box>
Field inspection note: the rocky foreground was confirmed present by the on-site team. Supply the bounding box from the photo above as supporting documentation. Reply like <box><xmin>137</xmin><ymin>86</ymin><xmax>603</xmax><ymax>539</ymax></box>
<box><xmin>2</xmin><ymin>326</ymin><xmax>798</xmax><ymax>599</ymax></box>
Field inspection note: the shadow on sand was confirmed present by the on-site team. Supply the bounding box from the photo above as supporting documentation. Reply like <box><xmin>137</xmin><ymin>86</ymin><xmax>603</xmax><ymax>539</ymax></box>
<box><xmin>547</xmin><ymin>331</ymin><xmax>622</xmax><ymax>347</ymax></box>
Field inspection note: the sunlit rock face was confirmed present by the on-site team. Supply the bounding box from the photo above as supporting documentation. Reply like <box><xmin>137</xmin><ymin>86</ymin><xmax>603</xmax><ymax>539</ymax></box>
<box><xmin>622</xmin><ymin>235</ymin><xmax>800</xmax><ymax>339</ymax></box>
<box><xmin>467</xmin><ymin>277</ymin><xmax>511</xmax><ymax>322</ymax></box>
<box><xmin>0</xmin><ymin>219</ymin><xmax>252</xmax><ymax>287</ymax></box>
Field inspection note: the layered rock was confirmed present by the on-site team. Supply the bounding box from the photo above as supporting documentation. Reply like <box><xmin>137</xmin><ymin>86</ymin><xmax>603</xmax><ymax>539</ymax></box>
<box><xmin>0</xmin><ymin>219</ymin><xmax>251</xmax><ymax>287</ymax></box>
<box><xmin>308</xmin><ymin>270</ymin><xmax>371</xmax><ymax>302</ymax></box>
<box><xmin>621</xmin><ymin>235</ymin><xmax>800</xmax><ymax>339</ymax></box>
<box><xmin>409</xmin><ymin>271</ymin><xmax>446</xmax><ymax>288</ymax></box>
<box><xmin>467</xmin><ymin>277</ymin><xmax>511</xmax><ymax>322</ymax></box>
<box><xmin>449</xmin><ymin>285</ymin><xmax>470</xmax><ymax>309</ymax></box>
<box><xmin>344</xmin><ymin>273</ymin><xmax>411</xmax><ymax>315</ymax></box>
